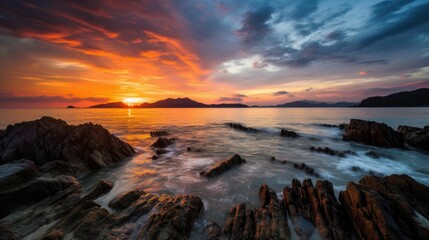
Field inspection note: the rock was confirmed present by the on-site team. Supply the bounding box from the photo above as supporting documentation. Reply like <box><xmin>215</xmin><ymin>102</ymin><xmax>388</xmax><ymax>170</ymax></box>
<box><xmin>397</xmin><ymin>125</ymin><xmax>429</xmax><ymax>151</ymax></box>
<box><xmin>291</xmin><ymin>162</ymin><xmax>319</xmax><ymax>177</ymax></box>
<box><xmin>187</xmin><ymin>147</ymin><xmax>192</xmax><ymax>152</ymax></box>
<box><xmin>283</xmin><ymin>179</ymin><xmax>352</xmax><ymax>240</ymax></box>
<box><xmin>151</xmin><ymin>137</ymin><xmax>174</xmax><ymax>148</ymax></box>
<box><xmin>365</xmin><ymin>151</ymin><xmax>393</xmax><ymax>159</ymax></box>
<box><xmin>270</xmin><ymin>156</ymin><xmax>276</xmax><ymax>161</ymax></box>
<box><xmin>39</xmin><ymin>160</ymin><xmax>76</xmax><ymax>176</ymax></box>
<box><xmin>351</xmin><ymin>166</ymin><xmax>363</xmax><ymax>172</ymax></box>
<box><xmin>310</xmin><ymin>146</ymin><xmax>355</xmax><ymax>157</ymax></box>
<box><xmin>0</xmin><ymin>117</ymin><xmax>135</xmax><ymax>175</ymax></box>
<box><xmin>152</xmin><ymin>155</ymin><xmax>159</xmax><ymax>160</ymax></box>
<box><xmin>109</xmin><ymin>189</ymin><xmax>144</xmax><ymax>210</ymax></box>
<box><xmin>203</xmin><ymin>222</ymin><xmax>221</xmax><ymax>240</ymax></box>
<box><xmin>137</xmin><ymin>194</ymin><xmax>204</xmax><ymax>240</ymax></box>
<box><xmin>227</xmin><ymin>123</ymin><xmax>258</xmax><ymax>132</ymax></box>
<box><xmin>0</xmin><ymin>175</ymin><xmax>80</xmax><ymax>218</ymax></box>
<box><xmin>343</xmin><ymin>119</ymin><xmax>405</xmax><ymax>148</ymax></box>
<box><xmin>156</xmin><ymin>149</ymin><xmax>168</xmax><ymax>155</ymax></box>
<box><xmin>280</xmin><ymin>129</ymin><xmax>299</xmax><ymax>138</ymax></box>
<box><xmin>0</xmin><ymin>159</ymin><xmax>38</xmax><ymax>190</ymax></box>
<box><xmin>149</xmin><ymin>131</ymin><xmax>168</xmax><ymax>137</ymax></box>
<box><xmin>223</xmin><ymin>185</ymin><xmax>290</xmax><ymax>240</ymax></box>
<box><xmin>339</xmin><ymin>123</ymin><xmax>347</xmax><ymax>130</ymax></box>
<box><xmin>200</xmin><ymin>154</ymin><xmax>246</xmax><ymax>177</ymax></box>
<box><xmin>85</xmin><ymin>179</ymin><xmax>113</xmax><ymax>199</ymax></box>
<box><xmin>319</xmin><ymin>123</ymin><xmax>338</xmax><ymax>128</ymax></box>
<box><xmin>339</xmin><ymin>174</ymin><xmax>429</xmax><ymax>240</ymax></box>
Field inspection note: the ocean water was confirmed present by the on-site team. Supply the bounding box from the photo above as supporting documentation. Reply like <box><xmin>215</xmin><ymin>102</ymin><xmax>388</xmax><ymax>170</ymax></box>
<box><xmin>1</xmin><ymin>108</ymin><xmax>428</xmax><ymax>239</ymax></box>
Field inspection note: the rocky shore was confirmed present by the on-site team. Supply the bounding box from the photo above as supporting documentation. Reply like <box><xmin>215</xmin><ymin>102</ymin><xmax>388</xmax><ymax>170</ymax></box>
<box><xmin>0</xmin><ymin>117</ymin><xmax>428</xmax><ymax>239</ymax></box>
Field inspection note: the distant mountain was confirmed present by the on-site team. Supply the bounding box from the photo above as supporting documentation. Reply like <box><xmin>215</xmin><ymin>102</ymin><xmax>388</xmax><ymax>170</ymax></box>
<box><xmin>90</xmin><ymin>102</ymin><xmax>130</xmax><ymax>108</ymax></box>
<box><xmin>276</xmin><ymin>100</ymin><xmax>357</xmax><ymax>107</ymax></box>
<box><xmin>89</xmin><ymin>98</ymin><xmax>249</xmax><ymax>108</ymax></box>
<box><xmin>358</xmin><ymin>88</ymin><xmax>429</xmax><ymax>107</ymax></box>
<box><xmin>139</xmin><ymin>98</ymin><xmax>207</xmax><ymax>108</ymax></box>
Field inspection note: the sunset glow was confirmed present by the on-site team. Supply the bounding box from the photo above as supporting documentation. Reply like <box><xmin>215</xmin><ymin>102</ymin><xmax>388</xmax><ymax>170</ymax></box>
<box><xmin>123</xmin><ymin>98</ymin><xmax>145</xmax><ymax>106</ymax></box>
<box><xmin>0</xmin><ymin>1</ymin><xmax>428</xmax><ymax>108</ymax></box>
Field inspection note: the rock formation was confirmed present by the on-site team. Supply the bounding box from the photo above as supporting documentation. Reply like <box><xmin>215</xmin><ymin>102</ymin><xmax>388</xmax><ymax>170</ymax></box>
<box><xmin>200</xmin><ymin>154</ymin><xmax>246</xmax><ymax>177</ymax></box>
<box><xmin>397</xmin><ymin>125</ymin><xmax>429</xmax><ymax>151</ymax></box>
<box><xmin>343</xmin><ymin>119</ymin><xmax>405</xmax><ymax>148</ymax></box>
<box><xmin>280</xmin><ymin>129</ymin><xmax>299</xmax><ymax>138</ymax></box>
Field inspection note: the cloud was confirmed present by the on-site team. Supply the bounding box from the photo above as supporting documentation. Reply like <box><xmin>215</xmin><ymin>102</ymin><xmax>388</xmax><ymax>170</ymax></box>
<box><xmin>217</xmin><ymin>97</ymin><xmax>243</xmax><ymax>102</ymax></box>
<box><xmin>0</xmin><ymin>94</ymin><xmax>108</xmax><ymax>103</ymax></box>
<box><xmin>233</xmin><ymin>94</ymin><xmax>248</xmax><ymax>98</ymax></box>
<box><xmin>289</xmin><ymin>0</ymin><xmax>319</xmax><ymax>21</ymax></box>
<box><xmin>272</xmin><ymin>91</ymin><xmax>288</xmax><ymax>96</ymax></box>
<box><xmin>237</xmin><ymin>4</ymin><xmax>274</xmax><ymax>45</ymax></box>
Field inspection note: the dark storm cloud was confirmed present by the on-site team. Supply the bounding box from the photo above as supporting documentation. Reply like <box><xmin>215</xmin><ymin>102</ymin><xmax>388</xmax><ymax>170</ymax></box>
<box><xmin>237</xmin><ymin>4</ymin><xmax>274</xmax><ymax>45</ymax></box>
<box><xmin>358</xmin><ymin>60</ymin><xmax>388</xmax><ymax>65</ymax></box>
<box><xmin>272</xmin><ymin>91</ymin><xmax>288</xmax><ymax>96</ymax></box>
<box><xmin>358</xmin><ymin>2</ymin><xmax>429</xmax><ymax>49</ymax></box>
<box><xmin>0</xmin><ymin>94</ymin><xmax>108</xmax><ymax>103</ymax></box>
<box><xmin>370</xmin><ymin>0</ymin><xmax>415</xmax><ymax>21</ymax></box>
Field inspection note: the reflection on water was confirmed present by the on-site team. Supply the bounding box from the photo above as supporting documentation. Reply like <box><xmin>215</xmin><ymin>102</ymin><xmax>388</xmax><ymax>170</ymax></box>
<box><xmin>1</xmin><ymin>108</ymin><xmax>429</xmax><ymax>238</ymax></box>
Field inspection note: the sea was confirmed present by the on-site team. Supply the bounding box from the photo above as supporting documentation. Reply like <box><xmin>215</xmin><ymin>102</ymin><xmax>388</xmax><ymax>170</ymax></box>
<box><xmin>1</xmin><ymin>108</ymin><xmax>428</xmax><ymax>239</ymax></box>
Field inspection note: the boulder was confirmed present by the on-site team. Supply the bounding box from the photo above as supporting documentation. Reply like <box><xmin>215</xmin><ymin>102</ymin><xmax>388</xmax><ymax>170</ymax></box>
<box><xmin>203</xmin><ymin>223</ymin><xmax>221</xmax><ymax>240</ymax></box>
<box><xmin>227</xmin><ymin>123</ymin><xmax>258</xmax><ymax>132</ymax></box>
<box><xmin>151</xmin><ymin>137</ymin><xmax>174</xmax><ymax>149</ymax></box>
<box><xmin>200</xmin><ymin>154</ymin><xmax>246</xmax><ymax>177</ymax></box>
<box><xmin>339</xmin><ymin>174</ymin><xmax>429</xmax><ymax>240</ymax></box>
<box><xmin>343</xmin><ymin>119</ymin><xmax>405</xmax><ymax>148</ymax></box>
<box><xmin>149</xmin><ymin>131</ymin><xmax>168</xmax><ymax>137</ymax></box>
<box><xmin>0</xmin><ymin>175</ymin><xmax>80</xmax><ymax>218</ymax></box>
<box><xmin>283</xmin><ymin>179</ymin><xmax>352</xmax><ymax>240</ymax></box>
<box><xmin>108</xmin><ymin>189</ymin><xmax>145</xmax><ymax>210</ymax></box>
<box><xmin>0</xmin><ymin>117</ymin><xmax>135</xmax><ymax>175</ymax></box>
<box><xmin>280</xmin><ymin>129</ymin><xmax>299</xmax><ymax>138</ymax></box>
<box><xmin>0</xmin><ymin>159</ymin><xmax>38</xmax><ymax>190</ymax></box>
<box><xmin>85</xmin><ymin>179</ymin><xmax>113</xmax><ymax>199</ymax></box>
<box><xmin>223</xmin><ymin>184</ymin><xmax>290</xmax><ymax>239</ymax></box>
<box><xmin>137</xmin><ymin>194</ymin><xmax>204</xmax><ymax>240</ymax></box>
<box><xmin>397</xmin><ymin>125</ymin><xmax>429</xmax><ymax>151</ymax></box>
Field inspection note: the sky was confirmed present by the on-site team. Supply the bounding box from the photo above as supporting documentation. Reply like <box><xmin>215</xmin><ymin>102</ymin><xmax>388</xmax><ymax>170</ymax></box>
<box><xmin>0</xmin><ymin>0</ymin><xmax>428</xmax><ymax>107</ymax></box>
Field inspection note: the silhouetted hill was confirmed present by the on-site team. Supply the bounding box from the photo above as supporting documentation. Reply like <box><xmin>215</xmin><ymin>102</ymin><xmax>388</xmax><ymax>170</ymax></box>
<box><xmin>90</xmin><ymin>102</ymin><xmax>130</xmax><ymax>108</ymax></box>
<box><xmin>276</xmin><ymin>100</ymin><xmax>356</xmax><ymax>107</ymax></box>
<box><xmin>89</xmin><ymin>98</ymin><xmax>249</xmax><ymax>108</ymax></box>
<box><xmin>139</xmin><ymin>98</ymin><xmax>207</xmax><ymax>108</ymax></box>
<box><xmin>358</xmin><ymin>88</ymin><xmax>429</xmax><ymax>107</ymax></box>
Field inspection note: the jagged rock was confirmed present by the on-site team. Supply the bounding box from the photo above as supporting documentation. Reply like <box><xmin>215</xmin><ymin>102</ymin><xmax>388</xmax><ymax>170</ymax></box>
<box><xmin>292</xmin><ymin>162</ymin><xmax>319</xmax><ymax>178</ymax></box>
<box><xmin>310</xmin><ymin>146</ymin><xmax>355</xmax><ymax>157</ymax></box>
<box><xmin>85</xmin><ymin>179</ymin><xmax>113</xmax><ymax>199</ymax></box>
<box><xmin>283</xmin><ymin>179</ymin><xmax>352</xmax><ymax>240</ymax></box>
<box><xmin>339</xmin><ymin>174</ymin><xmax>429</xmax><ymax>240</ymax></box>
<box><xmin>227</xmin><ymin>123</ymin><xmax>258</xmax><ymax>132</ymax></box>
<box><xmin>200</xmin><ymin>154</ymin><xmax>246</xmax><ymax>177</ymax></box>
<box><xmin>280</xmin><ymin>129</ymin><xmax>299</xmax><ymax>138</ymax></box>
<box><xmin>156</xmin><ymin>149</ymin><xmax>168</xmax><ymax>155</ymax></box>
<box><xmin>151</xmin><ymin>137</ymin><xmax>174</xmax><ymax>148</ymax></box>
<box><xmin>0</xmin><ymin>159</ymin><xmax>38</xmax><ymax>190</ymax></box>
<box><xmin>223</xmin><ymin>185</ymin><xmax>290</xmax><ymax>240</ymax></box>
<box><xmin>109</xmin><ymin>189</ymin><xmax>144</xmax><ymax>210</ymax></box>
<box><xmin>0</xmin><ymin>117</ymin><xmax>135</xmax><ymax>175</ymax></box>
<box><xmin>203</xmin><ymin>222</ymin><xmax>221</xmax><ymax>240</ymax></box>
<box><xmin>343</xmin><ymin>119</ymin><xmax>405</xmax><ymax>148</ymax></box>
<box><xmin>137</xmin><ymin>194</ymin><xmax>204</xmax><ymax>240</ymax></box>
<box><xmin>0</xmin><ymin>175</ymin><xmax>80</xmax><ymax>218</ymax></box>
<box><xmin>397</xmin><ymin>125</ymin><xmax>429</xmax><ymax>151</ymax></box>
<box><xmin>152</xmin><ymin>155</ymin><xmax>159</xmax><ymax>160</ymax></box>
<box><xmin>150</xmin><ymin>131</ymin><xmax>168</xmax><ymax>137</ymax></box>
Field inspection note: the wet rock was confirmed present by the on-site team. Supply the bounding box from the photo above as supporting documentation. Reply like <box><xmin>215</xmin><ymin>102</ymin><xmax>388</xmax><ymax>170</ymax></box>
<box><xmin>137</xmin><ymin>194</ymin><xmax>204</xmax><ymax>240</ymax></box>
<box><xmin>270</xmin><ymin>156</ymin><xmax>276</xmax><ymax>161</ymax></box>
<box><xmin>397</xmin><ymin>125</ymin><xmax>429</xmax><ymax>151</ymax></box>
<box><xmin>319</xmin><ymin>123</ymin><xmax>338</xmax><ymax>128</ymax></box>
<box><xmin>291</xmin><ymin>162</ymin><xmax>319</xmax><ymax>178</ymax></box>
<box><xmin>149</xmin><ymin>131</ymin><xmax>168</xmax><ymax>137</ymax></box>
<box><xmin>85</xmin><ymin>179</ymin><xmax>113</xmax><ymax>199</ymax></box>
<box><xmin>339</xmin><ymin>174</ymin><xmax>429</xmax><ymax>240</ymax></box>
<box><xmin>156</xmin><ymin>149</ymin><xmax>168</xmax><ymax>155</ymax></box>
<box><xmin>283</xmin><ymin>179</ymin><xmax>352</xmax><ymax>240</ymax></box>
<box><xmin>151</xmin><ymin>137</ymin><xmax>174</xmax><ymax>149</ymax></box>
<box><xmin>200</xmin><ymin>154</ymin><xmax>246</xmax><ymax>177</ymax></box>
<box><xmin>0</xmin><ymin>175</ymin><xmax>80</xmax><ymax>218</ymax></box>
<box><xmin>39</xmin><ymin>160</ymin><xmax>75</xmax><ymax>176</ymax></box>
<box><xmin>223</xmin><ymin>185</ymin><xmax>290</xmax><ymax>240</ymax></box>
<box><xmin>0</xmin><ymin>159</ymin><xmax>38</xmax><ymax>190</ymax></box>
<box><xmin>187</xmin><ymin>147</ymin><xmax>192</xmax><ymax>151</ymax></box>
<box><xmin>365</xmin><ymin>150</ymin><xmax>393</xmax><ymax>159</ymax></box>
<box><xmin>227</xmin><ymin>123</ymin><xmax>258</xmax><ymax>132</ymax></box>
<box><xmin>343</xmin><ymin>119</ymin><xmax>405</xmax><ymax>148</ymax></box>
<box><xmin>280</xmin><ymin>129</ymin><xmax>299</xmax><ymax>138</ymax></box>
<box><xmin>203</xmin><ymin>222</ymin><xmax>221</xmax><ymax>240</ymax></box>
<box><xmin>152</xmin><ymin>155</ymin><xmax>159</xmax><ymax>160</ymax></box>
<box><xmin>351</xmin><ymin>166</ymin><xmax>363</xmax><ymax>172</ymax></box>
<box><xmin>0</xmin><ymin>117</ymin><xmax>135</xmax><ymax>175</ymax></box>
<box><xmin>310</xmin><ymin>146</ymin><xmax>355</xmax><ymax>157</ymax></box>
<box><xmin>109</xmin><ymin>189</ymin><xmax>144</xmax><ymax>210</ymax></box>
<box><xmin>339</xmin><ymin>123</ymin><xmax>347</xmax><ymax>130</ymax></box>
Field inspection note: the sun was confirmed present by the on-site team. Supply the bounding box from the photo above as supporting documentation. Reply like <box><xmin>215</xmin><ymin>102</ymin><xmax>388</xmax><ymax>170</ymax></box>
<box><xmin>123</xmin><ymin>97</ymin><xmax>144</xmax><ymax>106</ymax></box>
